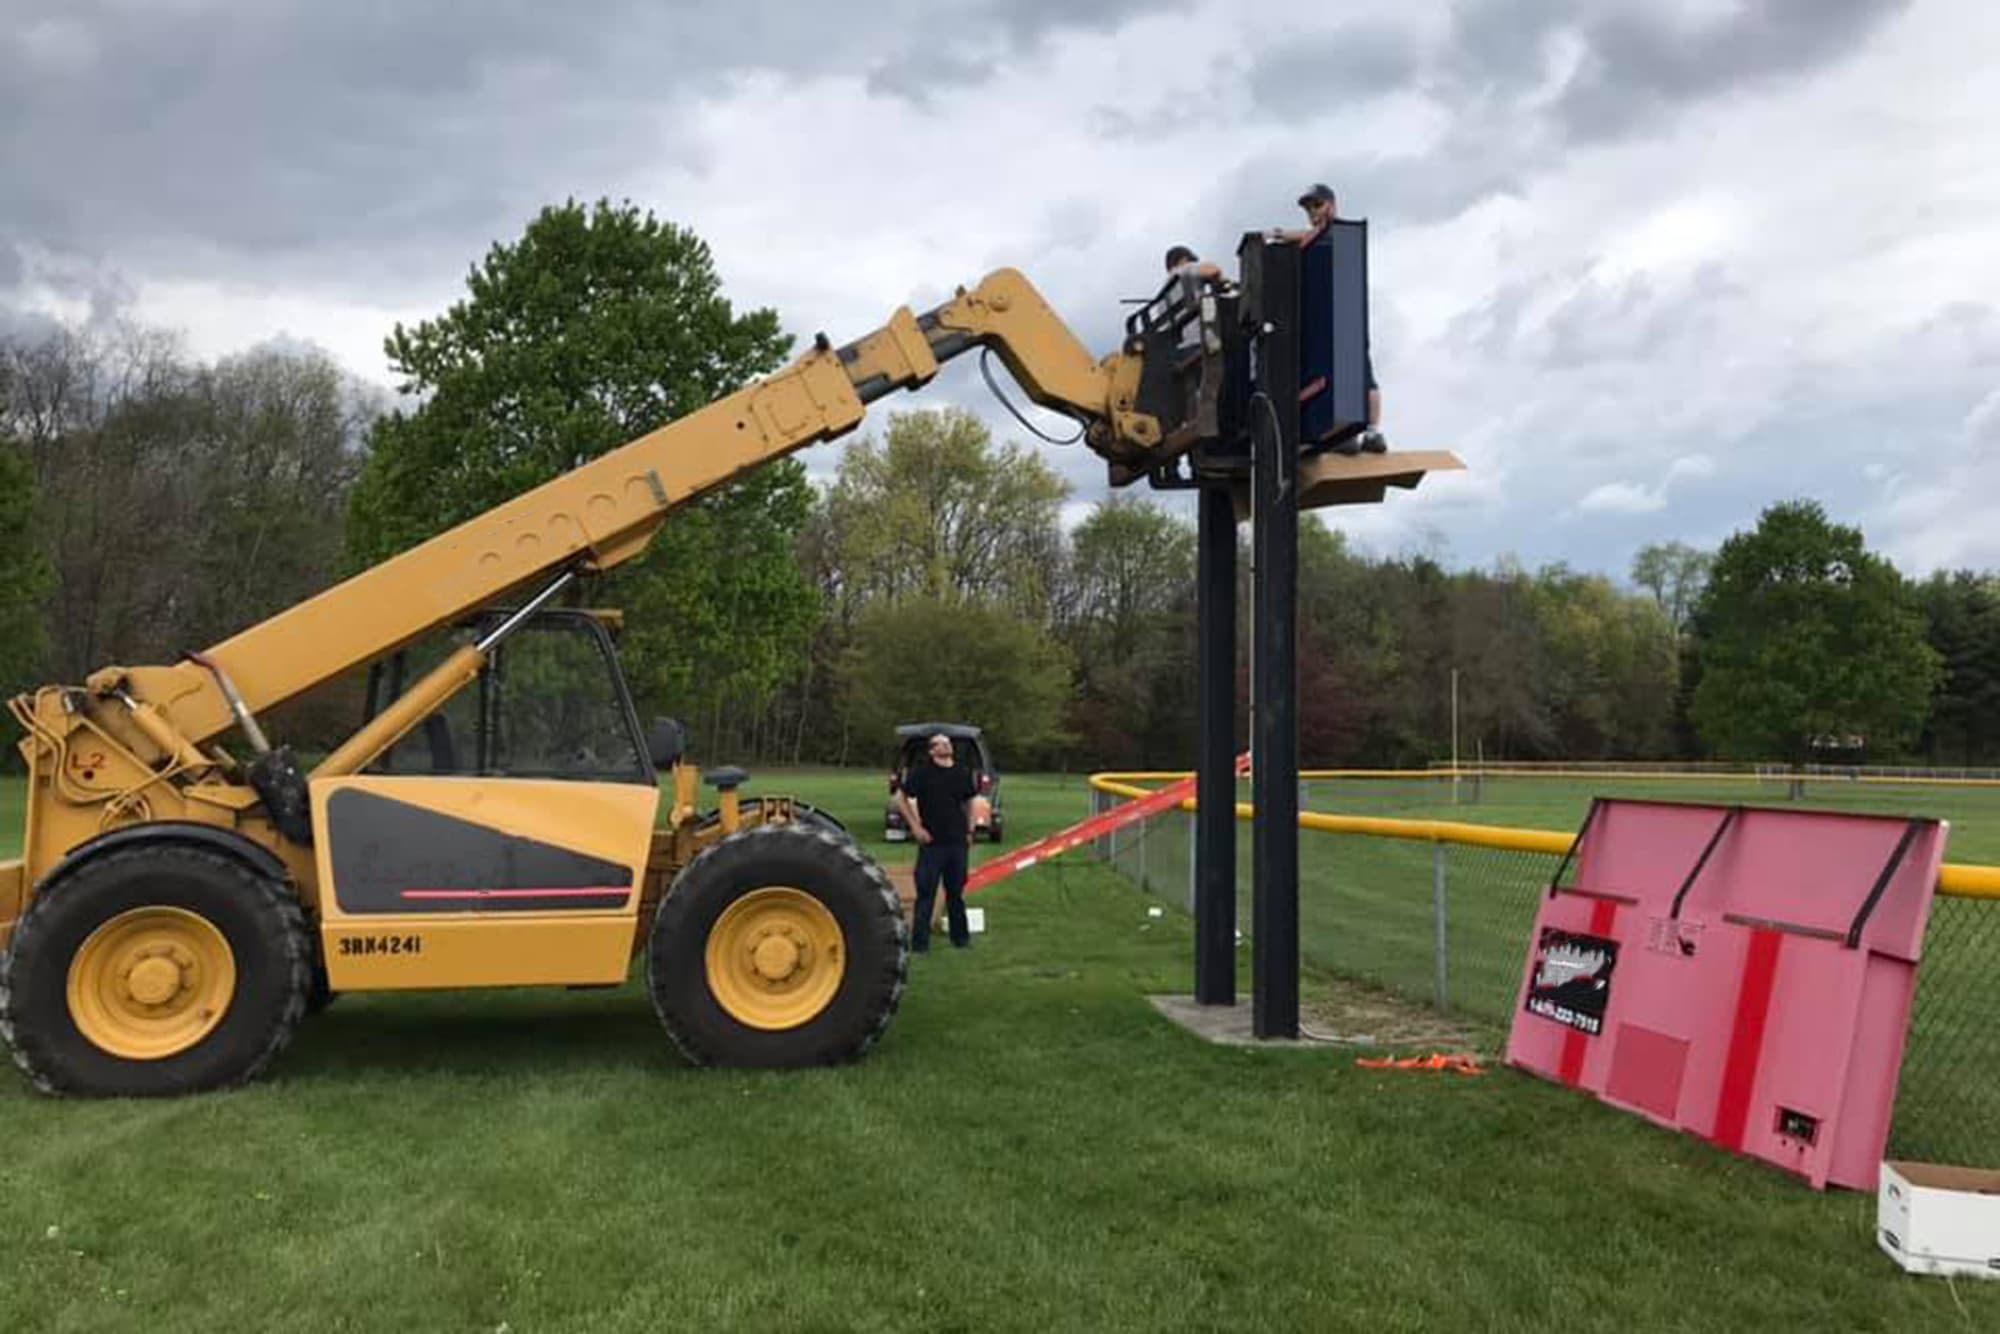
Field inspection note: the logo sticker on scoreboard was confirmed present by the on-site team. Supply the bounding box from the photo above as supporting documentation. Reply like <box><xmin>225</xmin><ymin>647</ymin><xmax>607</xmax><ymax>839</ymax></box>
<box><xmin>1525</xmin><ymin>928</ymin><xmax>1619</xmax><ymax>1036</ymax></box>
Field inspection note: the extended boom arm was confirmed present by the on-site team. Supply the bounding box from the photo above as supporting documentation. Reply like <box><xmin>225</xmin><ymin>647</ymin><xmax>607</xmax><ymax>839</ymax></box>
<box><xmin>75</xmin><ymin>270</ymin><xmax>1158</xmax><ymax>755</ymax></box>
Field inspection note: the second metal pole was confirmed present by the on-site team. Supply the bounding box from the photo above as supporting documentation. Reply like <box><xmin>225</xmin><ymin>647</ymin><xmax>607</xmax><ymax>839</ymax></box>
<box><xmin>1249</xmin><ymin>237</ymin><xmax>1302</xmax><ymax>1041</ymax></box>
<box><xmin>1194</xmin><ymin>483</ymin><xmax>1239</xmax><ymax>1005</ymax></box>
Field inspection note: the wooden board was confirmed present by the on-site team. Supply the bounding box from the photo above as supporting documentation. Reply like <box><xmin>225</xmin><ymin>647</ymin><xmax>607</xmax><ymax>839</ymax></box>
<box><xmin>1230</xmin><ymin>449</ymin><xmax>1465</xmax><ymax>520</ymax></box>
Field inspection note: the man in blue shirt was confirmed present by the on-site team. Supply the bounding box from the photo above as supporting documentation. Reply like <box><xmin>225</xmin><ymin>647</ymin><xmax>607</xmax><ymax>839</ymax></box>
<box><xmin>1275</xmin><ymin>183</ymin><xmax>1386</xmax><ymax>454</ymax></box>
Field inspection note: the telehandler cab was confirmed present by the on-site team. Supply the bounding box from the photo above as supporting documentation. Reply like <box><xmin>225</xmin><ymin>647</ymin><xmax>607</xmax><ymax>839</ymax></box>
<box><xmin>2</xmin><ymin>236</ymin><xmax>1453</xmax><ymax>1097</ymax></box>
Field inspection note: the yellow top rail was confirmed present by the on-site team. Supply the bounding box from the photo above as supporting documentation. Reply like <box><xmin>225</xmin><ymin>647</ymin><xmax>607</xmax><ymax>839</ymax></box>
<box><xmin>1302</xmin><ymin>767</ymin><xmax>2000</xmax><ymax>790</ymax></box>
<box><xmin>1088</xmin><ymin>773</ymin><xmax>2000</xmax><ymax>902</ymax></box>
<box><xmin>1111</xmin><ymin>767</ymin><xmax>2000</xmax><ymax>789</ymax></box>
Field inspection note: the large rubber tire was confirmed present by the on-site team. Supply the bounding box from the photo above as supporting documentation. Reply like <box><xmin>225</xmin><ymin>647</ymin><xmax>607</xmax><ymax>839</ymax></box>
<box><xmin>699</xmin><ymin>799</ymin><xmax>852</xmax><ymax>844</ymax></box>
<box><xmin>0</xmin><ymin>844</ymin><xmax>312</xmax><ymax>1097</ymax></box>
<box><xmin>789</xmin><ymin>802</ymin><xmax>850</xmax><ymax>840</ymax></box>
<box><xmin>647</xmin><ymin>822</ymin><xmax>906</xmax><ymax>1068</ymax></box>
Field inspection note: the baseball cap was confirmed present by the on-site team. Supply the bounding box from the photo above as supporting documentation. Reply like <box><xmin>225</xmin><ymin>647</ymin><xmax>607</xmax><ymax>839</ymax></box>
<box><xmin>1297</xmin><ymin>183</ymin><xmax>1336</xmax><ymax>207</ymax></box>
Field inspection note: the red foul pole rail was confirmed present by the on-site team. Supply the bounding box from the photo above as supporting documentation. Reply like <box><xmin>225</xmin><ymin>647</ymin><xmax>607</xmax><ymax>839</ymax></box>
<box><xmin>966</xmin><ymin>753</ymin><xmax>1250</xmax><ymax>895</ymax></box>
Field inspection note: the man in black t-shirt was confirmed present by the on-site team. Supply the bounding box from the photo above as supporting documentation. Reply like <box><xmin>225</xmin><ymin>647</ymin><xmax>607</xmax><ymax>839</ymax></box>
<box><xmin>896</xmin><ymin>733</ymin><xmax>977</xmax><ymax>951</ymax></box>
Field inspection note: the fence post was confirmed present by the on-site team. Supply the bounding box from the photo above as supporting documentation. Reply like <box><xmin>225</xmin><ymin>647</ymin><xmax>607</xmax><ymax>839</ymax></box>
<box><xmin>1187</xmin><ymin>809</ymin><xmax>1198</xmax><ymax>913</ymax></box>
<box><xmin>1138</xmin><ymin>809</ymin><xmax>1149</xmax><ymax>892</ymax></box>
<box><xmin>1432</xmin><ymin>841</ymin><xmax>1450</xmax><ymax>1013</ymax></box>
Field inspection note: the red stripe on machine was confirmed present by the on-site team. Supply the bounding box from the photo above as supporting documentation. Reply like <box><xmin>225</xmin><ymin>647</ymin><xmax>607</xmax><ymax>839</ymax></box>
<box><xmin>1711</xmin><ymin>927</ymin><xmax>1783</xmax><ymax>1152</ymax></box>
<box><xmin>399</xmin><ymin>887</ymin><xmax>629</xmax><ymax>901</ymax></box>
<box><xmin>1557</xmin><ymin>898</ymin><xmax>1620</xmax><ymax>1087</ymax></box>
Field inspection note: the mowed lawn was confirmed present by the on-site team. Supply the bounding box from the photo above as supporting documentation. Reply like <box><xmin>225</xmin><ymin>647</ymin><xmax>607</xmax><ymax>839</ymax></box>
<box><xmin>1</xmin><ymin>769</ymin><xmax>1993</xmax><ymax>1332</ymax></box>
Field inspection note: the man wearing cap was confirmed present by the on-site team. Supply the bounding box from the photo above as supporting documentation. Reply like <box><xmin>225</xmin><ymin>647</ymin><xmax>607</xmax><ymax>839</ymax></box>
<box><xmin>1275</xmin><ymin>184</ymin><xmax>1387</xmax><ymax>454</ymax></box>
<box><xmin>896</xmin><ymin>732</ymin><xmax>977</xmax><ymax>952</ymax></box>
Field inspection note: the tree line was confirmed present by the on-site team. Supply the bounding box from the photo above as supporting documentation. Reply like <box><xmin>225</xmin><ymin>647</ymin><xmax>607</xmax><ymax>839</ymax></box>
<box><xmin>3</xmin><ymin>201</ymin><xmax>1992</xmax><ymax>774</ymax></box>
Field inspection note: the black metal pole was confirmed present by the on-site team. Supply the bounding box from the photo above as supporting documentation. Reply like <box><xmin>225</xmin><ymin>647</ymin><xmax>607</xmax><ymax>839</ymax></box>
<box><xmin>1250</xmin><ymin>240</ymin><xmax>1301</xmax><ymax>1040</ymax></box>
<box><xmin>1194</xmin><ymin>483</ymin><xmax>1237</xmax><ymax>1006</ymax></box>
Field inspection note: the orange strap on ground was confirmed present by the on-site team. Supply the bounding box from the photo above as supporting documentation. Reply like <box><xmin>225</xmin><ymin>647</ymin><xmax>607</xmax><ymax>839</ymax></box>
<box><xmin>1355</xmin><ymin>1054</ymin><xmax>1485</xmax><ymax>1076</ymax></box>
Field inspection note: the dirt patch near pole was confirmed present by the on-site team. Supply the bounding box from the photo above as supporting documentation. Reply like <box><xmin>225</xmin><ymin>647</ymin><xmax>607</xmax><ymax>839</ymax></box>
<box><xmin>1298</xmin><ymin>973</ymin><xmax>1494</xmax><ymax>1055</ymax></box>
<box><xmin>1150</xmin><ymin>972</ymin><xmax>1496</xmax><ymax>1055</ymax></box>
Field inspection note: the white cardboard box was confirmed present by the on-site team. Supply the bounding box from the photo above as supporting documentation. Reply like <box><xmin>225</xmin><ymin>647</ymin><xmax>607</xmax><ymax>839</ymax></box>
<box><xmin>1878</xmin><ymin>1160</ymin><xmax>2000</xmax><ymax>1279</ymax></box>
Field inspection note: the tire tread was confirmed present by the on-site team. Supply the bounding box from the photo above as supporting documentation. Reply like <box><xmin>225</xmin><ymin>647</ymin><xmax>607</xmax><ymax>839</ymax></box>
<box><xmin>0</xmin><ymin>843</ymin><xmax>312</xmax><ymax>1097</ymax></box>
<box><xmin>646</xmin><ymin>822</ymin><xmax>906</xmax><ymax>1068</ymax></box>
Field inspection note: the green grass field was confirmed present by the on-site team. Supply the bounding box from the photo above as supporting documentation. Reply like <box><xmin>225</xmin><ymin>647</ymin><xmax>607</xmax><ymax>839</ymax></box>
<box><xmin>2</xmin><ymin>770</ymin><xmax>1995</xmax><ymax>1331</ymax></box>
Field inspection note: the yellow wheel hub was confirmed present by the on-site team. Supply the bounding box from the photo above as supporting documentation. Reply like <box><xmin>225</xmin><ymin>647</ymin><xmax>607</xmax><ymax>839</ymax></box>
<box><xmin>705</xmin><ymin>888</ymin><xmax>845</xmax><ymax>1031</ymax></box>
<box><xmin>66</xmin><ymin>907</ymin><xmax>237</xmax><ymax>1060</ymax></box>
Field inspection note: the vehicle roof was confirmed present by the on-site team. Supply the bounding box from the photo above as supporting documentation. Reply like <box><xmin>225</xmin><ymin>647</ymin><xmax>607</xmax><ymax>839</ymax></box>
<box><xmin>894</xmin><ymin>722</ymin><xmax>985</xmax><ymax>739</ymax></box>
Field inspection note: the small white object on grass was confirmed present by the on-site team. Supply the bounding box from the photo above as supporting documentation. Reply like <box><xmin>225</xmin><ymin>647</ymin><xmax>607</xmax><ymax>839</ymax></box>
<box><xmin>1147</xmin><ymin>906</ymin><xmax>1164</xmax><ymax>918</ymax></box>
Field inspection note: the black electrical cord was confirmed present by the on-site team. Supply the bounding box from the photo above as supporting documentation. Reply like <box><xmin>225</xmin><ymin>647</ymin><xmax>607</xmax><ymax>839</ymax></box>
<box><xmin>1249</xmin><ymin>389</ymin><xmax>1283</xmax><ymax>455</ymax></box>
<box><xmin>979</xmin><ymin>346</ymin><xmax>1086</xmax><ymax>446</ymax></box>
<box><xmin>1247</xmin><ymin>390</ymin><xmax>1291</xmax><ymax>503</ymax></box>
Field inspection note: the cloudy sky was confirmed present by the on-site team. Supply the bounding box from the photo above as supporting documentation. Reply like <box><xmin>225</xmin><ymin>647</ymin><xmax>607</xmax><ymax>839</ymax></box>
<box><xmin>4</xmin><ymin>0</ymin><xmax>1995</xmax><ymax>579</ymax></box>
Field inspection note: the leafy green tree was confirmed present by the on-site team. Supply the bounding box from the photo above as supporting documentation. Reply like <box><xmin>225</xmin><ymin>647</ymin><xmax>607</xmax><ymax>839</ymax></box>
<box><xmin>838</xmin><ymin>597</ymin><xmax>1071</xmax><ymax>763</ymax></box>
<box><xmin>343</xmin><ymin>199</ymin><xmax>813</xmax><ymax>737</ymax></box>
<box><xmin>180</xmin><ymin>347</ymin><xmax>364</xmax><ymax>649</ymax></box>
<box><xmin>618</xmin><ymin>466</ymin><xmax>819</xmax><ymax>745</ymax></box>
<box><xmin>782</xmin><ymin>407</ymin><xmax>1069</xmax><ymax>765</ymax></box>
<box><xmin>349</xmin><ymin>199</ymin><xmax>791</xmax><ymax>559</ymax></box>
<box><xmin>2</xmin><ymin>326</ymin><xmax>370</xmax><ymax>701</ymax></box>
<box><xmin>1630</xmin><ymin>541</ymin><xmax>1712</xmax><ymax>634</ymax></box>
<box><xmin>1690</xmin><ymin>500</ymin><xmax>1939</xmax><ymax>763</ymax></box>
<box><xmin>1295</xmin><ymin>520</ymin><xmax>1414</xmax><ymax>765</ymax></box>
<box><xmin>5</xmin><ymin>324</ymin><xmax>202</xmax><ymax>676</ymax></box>
<box><xmin>1060</xmin><ymin>497</ymin><xmax>1195</xmax><ymax>634</ymax></box>
<box><xmin>1531</xmin><ymin>565</ymin><xmax>1678</xmax><ymax>758</ymax></box>
<box><xmin>822</xmin><ymin>408</ymin><xmax>1069</xmax><ymax>617</ymax></box>
<box><xmin>1629</xmin><ymin>544</ymin><xmax>1715</xmax><ymax>760</ymax></box>
<box><xmin>1058</xmin><ymin>497</ymin><xmax>1198</xmax><ymax>767</ymax></box>
<box><xmin>0</xmin><ymin>432</ymin><xmax>51</xmax><ymax>699</ymax></box>
<box><xmin>1447</xmin><ymin>560</ymin><xmax>1560</xmax><ymax>760</ymax></box>
<box><xmin>1914</xmin><ymin>571</ymin><xmax>2000</xmax><ymax>766</ymax></box>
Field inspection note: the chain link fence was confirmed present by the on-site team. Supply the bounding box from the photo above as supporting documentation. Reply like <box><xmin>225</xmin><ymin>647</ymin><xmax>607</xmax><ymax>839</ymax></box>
<box><xmin>1892</xmin><ymin>891</ymin><xmax>2000</xmax><ymax>1163</ymax></box>
<box><xmin>1087</xmin><ymin>781</ymin><xmax>1997</xmax><ymax>1168</ymax></box>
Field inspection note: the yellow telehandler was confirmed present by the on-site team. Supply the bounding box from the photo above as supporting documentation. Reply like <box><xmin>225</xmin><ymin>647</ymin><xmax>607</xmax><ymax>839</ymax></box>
<box><xmin>1</xmin><ymin>255</ymin><xmax>1454</xmax><ymax>1096</ymax></box>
